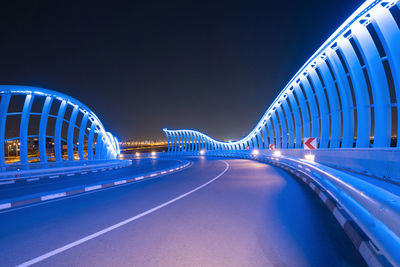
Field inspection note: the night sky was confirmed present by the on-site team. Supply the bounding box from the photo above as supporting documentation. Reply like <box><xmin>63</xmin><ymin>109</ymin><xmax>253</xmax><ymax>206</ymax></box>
<box><xmin>0</xmin><ymin>0</ymin><xmax>363</xmax><ymax>141</ymax></box>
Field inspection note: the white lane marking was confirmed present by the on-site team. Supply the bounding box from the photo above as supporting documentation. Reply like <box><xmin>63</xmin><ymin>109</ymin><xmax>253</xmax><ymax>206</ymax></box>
<box><xmin>150</xmin><ymin>173</ymin><xmax>157</xmax><ymax>177</ymax></box>
<box><xmin>135</xmin><ymin>176</ymin><xmax>144</xmax><ymax>181</ymax></box>
<box><xmin>41</xmin><ymin>193</ymin><xmax>66</xmax><ymax>201</ymax></box>
<box><xmin>81</xmin><ymin>172</ymin><xmax>88</xmax><ymax>175</ymax></box>
<box><xmin>27</xmin><ymin>178</ymin><xmax>40</xmax><ymax>182</ymax></box>
<box><xmin>92</xmin><ymin>170</ymin><xmax>98</xmax><ymax>173</ymax></box>
<box><xmin>66</xmin><ymin>173</ymin><xmax>75</xmax><ymax>177</ymax></box>
<box><xmin>17</xmin><ymin>160</ymin><xmax>229</xmax><ymax>267</ymax></box>
<box><xmin>49</xmin><ymin>175</ymin><xmax>60</xmax><ymax>179</ymax></box>
<box><xmin>0</xmin><ymin>180</ymin><xmax>15</xmax><ymax>185</ymax></box>
<box><xmin>0</xmin><ymin>203</ymin><xmax>11</xmax><ymax>210</ymax></box>
<box><xmin>114</xmin><ymin>180</ymin><xmax>126</xmax><ymax>185</ymax></box>
<box><xmin>85</xmin><ymin>185</ymin><xmax>102</xmax><ymax>192</ymax></box>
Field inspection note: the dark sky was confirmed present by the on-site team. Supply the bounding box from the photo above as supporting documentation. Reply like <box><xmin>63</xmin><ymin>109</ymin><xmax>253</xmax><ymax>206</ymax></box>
<box><xmin>0</xmin><ymin>0</ymin><xmax>363</xmax><ymax>141</ymax></box>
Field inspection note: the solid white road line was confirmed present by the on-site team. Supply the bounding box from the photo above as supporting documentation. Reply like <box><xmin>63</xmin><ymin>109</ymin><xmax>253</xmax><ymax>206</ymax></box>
<box><xmin>0</xmin><ymin>203</ymin><xmax>11</xmax><ymax>210</ymax></box>
<box><xmin>0</xmin><ymin>180</ymin><xmax>15</xmax><ymax>185</ymax></box>
<box><xmin>17</xmin><ymin>160</ymin><xmax>229</xmax><ymax>267</ymax></box>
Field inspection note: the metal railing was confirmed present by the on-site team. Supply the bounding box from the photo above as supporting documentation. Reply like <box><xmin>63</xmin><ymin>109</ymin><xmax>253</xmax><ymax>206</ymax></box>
<box><xmin>0</xmin><ymin>85</ymin><xmax>120</xmax><ymax>169</ymax></box>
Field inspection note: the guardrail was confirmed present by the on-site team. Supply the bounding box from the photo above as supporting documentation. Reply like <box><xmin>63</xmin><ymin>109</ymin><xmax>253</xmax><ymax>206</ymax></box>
<box><xmin>0</xmin><ymin>159</ymin><xmax>132</xmax><ymax>182</ymax></box>
<box><xmin>167</xmin><ymin>150</ymin><xmax>400</xmax><ymax>266</ymax></box>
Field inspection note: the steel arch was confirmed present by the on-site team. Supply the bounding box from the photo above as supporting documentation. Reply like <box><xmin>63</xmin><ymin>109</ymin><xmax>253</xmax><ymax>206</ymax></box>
<box><xmin>164</xmin><ymin>0</ymin><xmax>400</xmax><ymax>152</ymax></box>
<box><xmin>0</xmin><ymin>85</ymin><xmax>120</xmax><ymax>166</ymax></box>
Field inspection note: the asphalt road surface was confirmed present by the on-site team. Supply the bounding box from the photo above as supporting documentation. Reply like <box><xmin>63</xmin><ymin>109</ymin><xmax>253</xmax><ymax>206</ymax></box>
<box><xmin>0</xmin><ymin>156</ymin><xmax>366</xmax><ymax>267</ymax></box>
<box><xmin>0</xmin><ymin>158</ymin><xmax>183</xmax><ymax>201</ymax></box>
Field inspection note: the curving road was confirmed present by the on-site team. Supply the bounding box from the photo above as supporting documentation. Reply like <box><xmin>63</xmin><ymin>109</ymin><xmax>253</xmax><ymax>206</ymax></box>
<box><xmin>0</xmin><ymin>157</ymin><xmax>366</xmax><ymax>266</ymax></box>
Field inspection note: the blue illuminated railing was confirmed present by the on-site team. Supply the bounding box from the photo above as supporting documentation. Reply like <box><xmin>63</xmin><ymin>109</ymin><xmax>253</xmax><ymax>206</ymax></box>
<box><xmin>0</xmin><ymin>85</ymin><xmax>120</xmax><ymax>166</ymax></box>
<box><xmin>164</xmin><ymin>0</ymin><xmax>400</xmax><ymax>151</ymax></box>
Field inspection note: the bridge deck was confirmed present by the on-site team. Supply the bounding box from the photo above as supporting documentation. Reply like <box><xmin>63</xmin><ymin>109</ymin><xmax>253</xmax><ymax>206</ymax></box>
<box><xmin>0</xmin><ymin>157</ymin><xmax>365</xmax><ymax>266</ymax></box>
<box><xmin>0</xmin><ymin>159</ymin><xmax>181</xmax><ymax>201</ymax></box>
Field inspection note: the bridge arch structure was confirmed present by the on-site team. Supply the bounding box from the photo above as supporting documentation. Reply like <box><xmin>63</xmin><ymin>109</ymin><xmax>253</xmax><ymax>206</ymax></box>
<box><xmin>164</xmin><ymin>0</ymin><xmax>400</xmax><ymax>152</ymax></box>
<box><xmin>0</xmin><ymin>85</ymin><xmax>120</xmax><ymax>166</ymax></box>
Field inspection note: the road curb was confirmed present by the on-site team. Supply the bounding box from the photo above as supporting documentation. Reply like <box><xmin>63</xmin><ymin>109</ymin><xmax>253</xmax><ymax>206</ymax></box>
<box><xmin>0</xmin><ymin>161</ymin><xmax>192</xmax><ymax>212</ymax></box>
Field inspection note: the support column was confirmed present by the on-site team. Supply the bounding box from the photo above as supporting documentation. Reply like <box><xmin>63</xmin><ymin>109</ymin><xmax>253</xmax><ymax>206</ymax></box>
<box><xmin>337</xmin><ymin>36</ymin><xmax>370</xmax><ymax>147</ymax></box>
<box><xmin>307</xmin><ymin>67</ymin><xmax>330</xmax><ymax>148</ymax></box>
<box><xmin>266</xmin><ymin>120</ymin><xmax>275</xmax><ymax>148</ymax></box>
<box><xmin>276</xmin><ymin>106</ymin><xmax>288</xmax><ymax>148</ymax></box>
<box><xmin>39</xmin><ymin>96</ymin><xmax>53</xmax><ymax>163</ymax></box>
<box><xmin>271</xmin><ymin>112</ymin><xmax>281</xmax><ymax>148</ymax></box>
<box><xmin>20</xmin><ymin>94</ymin><xmax>34</xmax><ymax>165</ymax></box>
<box><xmin>67</xmin><ymin>105</ymin><xmax>79</xmax><ymax>161</ymax></box>
<box><xmin>352</xmin><ymin>23</ymin><xmax>391</xmax><ymax>147</ymax></box>
<box><xmin>87</xmin><ymin>123</ymin><xmax>96</xmax><ymax>160</ymax></box>
<box><xmin>316</xmin><ymin>58</ymin><xmax>341</xmax><ymax>148</ymax></box>
<box><xmin>78</xmin><ymin>113</ymin><xmax>89</xmax><ymax>160</ymax></box>
<box><xmin>281</xmin><ymin>99</ymin><xmax>295</xmax><ymax>148</ymax></box>
<box><xmin>262</xmin><ymin>126</ymin><xmax>268</xmax><ymax>149</ymax></box>
<box><xmin>293</xmin><ymin>83</ymin><xmax>310</xmax><ymax>146</ymax></box>
<box><xmin>300</xmin><ymin>76</ymin><xmax>320</xmax><ymax>142</ymax></box>
<box><xmin>287</xmin><ymin>90</ymin><xmax>302</xmax><ymax>148</ymax></box>
<box><xmin>326</xmin><ymin>49</ymin><xmax>355</xmax><ymax>148</ymax></box>
<box><xmin>0</xmin><ymin>94</ymin><xmax>11</xmax><ymax>165</ymax></box>
<box><xmin>371</xmin><ymin>5</ymin><xmax>400</xmax><ymax>147</ymax></box>
<box><xmin>55</xmin><ymin>101</ymin><xmax>67</xmax><ymax>162</ymax></box>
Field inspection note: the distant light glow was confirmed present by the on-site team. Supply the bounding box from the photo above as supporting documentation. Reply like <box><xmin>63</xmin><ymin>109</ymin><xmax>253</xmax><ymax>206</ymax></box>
<box><xmin>273</xmin><ymin>150</ymin><xmax>281</xmax><ymax>157</ymax></box>
<box><xmin>136</xmin><ymin>152</ymin><xmax>140</xmax><ymax>157</ymax></box>
<box><xmin>304</xmin><ymin>154</ymin><xmax>315</xmax><ymax>162</ymax></box>
<box><xmin>151</xmin><ymin>151</ymin><xmax>156</xmax><ymax>156</ymax></box>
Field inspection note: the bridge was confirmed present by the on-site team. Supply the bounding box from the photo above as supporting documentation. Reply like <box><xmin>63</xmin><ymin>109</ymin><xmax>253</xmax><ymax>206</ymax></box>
<box><xmin>0</xmin><ymin>0</ymin><xmax>400</xmax><ymax>266</ymax></box>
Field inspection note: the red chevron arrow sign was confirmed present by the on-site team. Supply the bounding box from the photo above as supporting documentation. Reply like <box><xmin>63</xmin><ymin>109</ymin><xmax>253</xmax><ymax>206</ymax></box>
<box><xmin>304</xmin><ymin>137</ymin><xmax>316</xmax><ymax>150</ymax></box>
<box><xmin>269</xmin><ymin>144</ymin><xmax>275</xmax><ymax>150</ymax></box>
